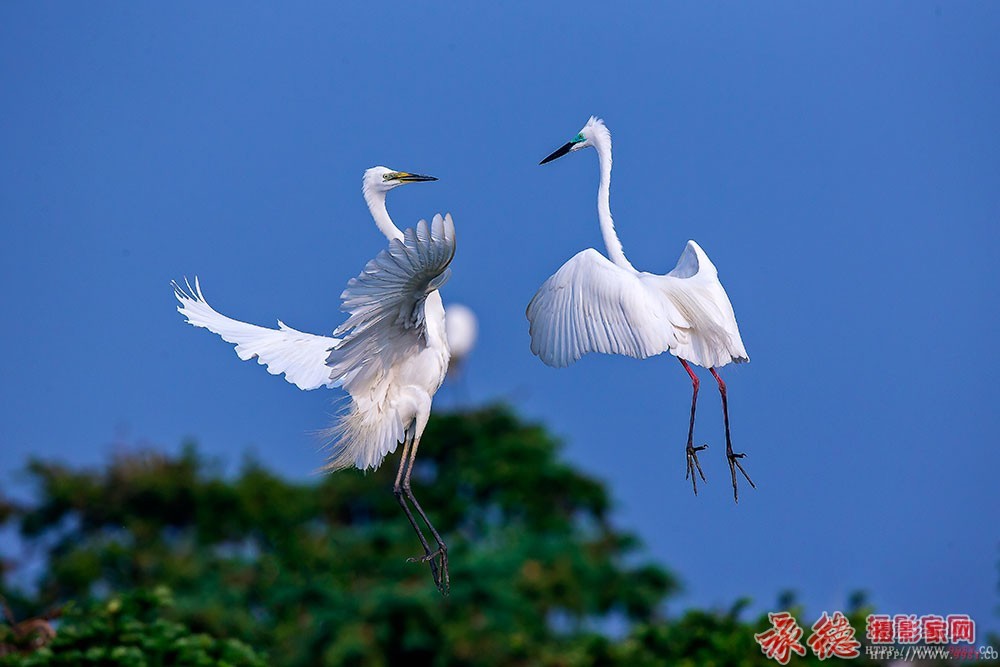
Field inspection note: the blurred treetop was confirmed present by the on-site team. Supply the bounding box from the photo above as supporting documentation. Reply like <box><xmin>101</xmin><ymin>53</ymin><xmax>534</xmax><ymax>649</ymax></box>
<box><xmin>0</xmin><ymin>405</ymin><xmax>887</xmax><ymax>666</ymax></box>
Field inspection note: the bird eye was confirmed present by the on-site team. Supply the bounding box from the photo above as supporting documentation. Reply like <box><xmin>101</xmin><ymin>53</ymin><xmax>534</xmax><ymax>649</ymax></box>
<box><xmin>383</xmin><ymin>173</ymin><xmax>395</xmax><ymax>181</ymax></box>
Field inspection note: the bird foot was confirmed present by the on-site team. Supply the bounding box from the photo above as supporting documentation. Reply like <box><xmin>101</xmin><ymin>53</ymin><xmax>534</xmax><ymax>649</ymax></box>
<box><xmin>726</xmin><ymin>448</ymin><xmax>756</xmax><ymax>504</ymax></box>
<box><xmin>686</xmin><ymin>444</ymin><xmax>708</xmax><ymax>495</ymax></box>
<box><xmin>407</xmin><ymin>546</ymin><xmax>450</xmax><ymax>595</ymax></box>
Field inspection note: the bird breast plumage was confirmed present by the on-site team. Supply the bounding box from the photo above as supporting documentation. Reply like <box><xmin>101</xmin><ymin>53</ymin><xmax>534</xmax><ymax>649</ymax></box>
<box><xmin>394</xmin><ymin>291</ymin><xmax>450</xmax><ymax>397</ymax></box>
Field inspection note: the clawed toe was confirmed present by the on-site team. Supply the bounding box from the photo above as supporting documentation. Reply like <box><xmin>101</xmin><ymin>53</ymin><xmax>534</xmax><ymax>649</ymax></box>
<box><xmin>726</xmin><ymin>449</ymin><xmax>756</xmax><ymax>503</ymax></box>
<box><xmin>407</xmin><ymin>547</ymin><xmax>449</xmax><ymax>595</ymax></box>
<box><xmin>685</xmin><ymin>444</ymin><xmax>708</xmax><ymax>495</ymax></box>
<box><xmin>406</xmin><ymin>547</ymin><xmax>445</xmax><ymax>564</ymax></box>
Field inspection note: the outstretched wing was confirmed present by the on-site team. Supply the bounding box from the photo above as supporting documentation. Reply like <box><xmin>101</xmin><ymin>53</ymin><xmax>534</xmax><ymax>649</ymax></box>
<box><xmin>173</xmin><ymin>277</ymin><xmax>340</xmax><ymax>391</ymax></box>
<box><xmin>659</xmin><ymin>240</ymin><xmax>749</xmax><ymax>367</ymax></box>
<box><xmin>327</xmin><ymin>214</ymin><xmax>456</xmax><ymax>397</ymax></box>
<box><xmin>526</xmin><ymin>248</ymin><xmax>684</xmax><ymax>368</ymax></box>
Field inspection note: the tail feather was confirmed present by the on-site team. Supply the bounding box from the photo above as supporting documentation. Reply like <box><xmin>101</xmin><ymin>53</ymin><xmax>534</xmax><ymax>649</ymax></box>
<box><xmin>319</xmin><ymin>399</ymin><xmax>405</xmax><ymax>472</ymax></box>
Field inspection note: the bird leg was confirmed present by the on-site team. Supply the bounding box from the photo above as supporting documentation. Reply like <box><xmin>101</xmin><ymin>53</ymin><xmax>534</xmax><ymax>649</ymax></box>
<box><xmin>709</xmin><ymin>367</ymin><xmax>755</xmax><ymax>503</ymax></box>
<box><xmin>393</xmin><ymin>431</ymin><xmax>442</xmax><ymax>588</ymax></box>
<box><xmin>679</xmin><ymin>359</ymin><xmax>707</xmax><ymax>495</ymax></box>
<box><xmin>400</xmin><ymin>433</ymin><xmax>449</xmax><ymax>595</ymax></box>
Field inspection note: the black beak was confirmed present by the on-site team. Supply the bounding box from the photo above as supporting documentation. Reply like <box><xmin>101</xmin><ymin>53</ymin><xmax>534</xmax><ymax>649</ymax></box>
<box><xmin>539</xmin><ymin>142</ymin><xmax>574</xmax><ymax>165</ymax></box>
<box><xmin>398</xmin><ymin>172</ymin><xmax>438</xmax><ymax>183</ymax></box>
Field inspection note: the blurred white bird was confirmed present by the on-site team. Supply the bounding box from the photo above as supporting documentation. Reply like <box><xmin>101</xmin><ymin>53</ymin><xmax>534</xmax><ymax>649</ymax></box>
<box><xmin>527</xmin><ymin>117</ymin><xmax>755</xmax><ymax>502</ymax></box>
<box><xmin>174</xmin><ymin>167</ymin><xmax>455</xmax><ymax>592</ymax></box>
<box><xmin>444</xmin><ymin>303</ymin><xmax>477</xmax><ymax>376</ymax></box>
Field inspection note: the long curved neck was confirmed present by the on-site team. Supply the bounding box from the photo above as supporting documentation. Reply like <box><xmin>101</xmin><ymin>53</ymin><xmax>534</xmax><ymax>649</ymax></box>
<box><xmin>363</xmin><ymin>187</ymin><xmax>404</xmax><ymax>242</ymax></box>
<box><xmin>593</xmin><ymin>132</ymin><xmax>634</xmax><ymax>271</ymax></box>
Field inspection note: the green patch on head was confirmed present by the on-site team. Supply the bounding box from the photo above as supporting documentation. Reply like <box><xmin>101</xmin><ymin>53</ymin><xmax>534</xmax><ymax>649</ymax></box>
<box><xmin>570</xmin><ymin>133</ymin><xmax>585</xmax><ymax>144</ymax></box>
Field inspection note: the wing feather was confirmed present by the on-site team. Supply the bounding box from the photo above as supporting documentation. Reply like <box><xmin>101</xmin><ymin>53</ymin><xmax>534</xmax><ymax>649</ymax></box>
<box><xmin>173</xmin><ymin>277</ymin><xmax>339</xmax><ymax>390</ymax></box>
<box><xmin>526</xmin><ymin>249</ymin><xmax>682</xmax><ymax>368</ymax></box>
<box><xmin>327</xmin><ymin>214</ymin><xmax>456</xmax><ymax>397</ymax></box>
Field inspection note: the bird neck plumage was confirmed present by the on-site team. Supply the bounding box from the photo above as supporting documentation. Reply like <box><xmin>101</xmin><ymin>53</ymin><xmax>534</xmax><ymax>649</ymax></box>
<box><xmin>363</xmin><ymin>187</ymin><xmax>404</xmax><ymax>242</ymax></box>
<box><xmin>594</xmin><ymin>133</ymin><xmax>634</xmax><ymax>271</ymax></box>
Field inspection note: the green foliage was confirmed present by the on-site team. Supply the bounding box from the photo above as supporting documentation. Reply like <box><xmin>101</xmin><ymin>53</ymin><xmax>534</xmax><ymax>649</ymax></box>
<box><xmin>602</xmin><ymin>607</ymin><xmax>879</xmax><ymax>667</ymax></box>
<box><xmin>1</xmin><ymin>406</ymin><xmax>677</xmax><ymax>666</ymax></box>
<box><xmin>0</xmin><ymin>587</ymin><xmax>265</xmax><ymax>666</ymax></box>
<box><xmin>0</xmin><ymin>405</ymin><xmax>896</xmax><ymax>665</ymax></box>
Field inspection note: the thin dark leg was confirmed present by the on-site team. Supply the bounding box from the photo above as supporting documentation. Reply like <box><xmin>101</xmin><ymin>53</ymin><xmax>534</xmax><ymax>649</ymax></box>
<box><xmin>709</xmin><ymin>367</ymin><xmax>756</xmax><ymax>503</ymax></box>
<box><xmin>402</xmin><ymin>435</ymin><xmax>449</xmax><ymax>595</ymax></box>
<box><xmin>679</xmin><ymin>359</ymin><xmax>707</xmax><ymax>495</ymax></box>
<box><xmin>393</xmin><ymin>431</ymin><xmax>440</xmax><ymax>585</ymax></box>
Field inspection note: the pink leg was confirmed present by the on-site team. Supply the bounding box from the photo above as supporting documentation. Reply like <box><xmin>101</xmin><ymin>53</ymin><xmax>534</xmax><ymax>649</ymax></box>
<box><xmin>680</xmin><ymin>359</ymin><xmax>707</xmax><ymax>495</ymax></box>
<box><xmin>709</xmin><ymin>367</ymin><xmax>756</xmax><ymax>503</ymax></box>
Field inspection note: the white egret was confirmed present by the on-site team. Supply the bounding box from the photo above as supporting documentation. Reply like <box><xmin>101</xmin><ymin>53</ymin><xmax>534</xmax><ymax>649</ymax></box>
<box><xmin>527</xmin><ymin>117</ymin><xmax>755</xmax><ymax>502</ymax></box>
<box><xmin>442</xmin><ymin>303</ymin><xmax>478</xmax><ymax>405</ymax></box>
<box><xmin>444</xmin><ymin>303</ymin><xmax>477</xmax><ymax>376</ymax></box>
<box><xmin>173</xmin><ymin>167</ymin><xmax>456</xmax><ymax>592</ymax></box>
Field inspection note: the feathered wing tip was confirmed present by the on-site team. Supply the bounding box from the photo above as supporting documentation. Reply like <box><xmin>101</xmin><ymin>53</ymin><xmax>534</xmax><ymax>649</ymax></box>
<box><xmin>172</xmin><ymin>275</ymin><xmax>203</xmax><ymax>307</ymax></box>
<box><xmin>172</xmin><ymin>276</ymin><xmax>341</xmax><ymax>391</ymax></box>
<box><xmin>173</xmin><ymin>276</ymin><xmax>226</xmax><ymax>330</ymax></box>
<box><xmin>664</xmin><ymin>241</ymin><xmax>749</xmax><ymax>367</ymax></box>
<box><xmin>332</xmin><ymin>212</ymin><xmax>456</xmax><ymax>338</ymax></box>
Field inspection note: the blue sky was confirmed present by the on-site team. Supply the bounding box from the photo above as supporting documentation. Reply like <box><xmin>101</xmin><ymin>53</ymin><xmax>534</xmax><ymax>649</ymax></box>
<box><xmin>2</xmin><ymin>2</ymin><xmax>998</xmax><ymax>634</ymax></box>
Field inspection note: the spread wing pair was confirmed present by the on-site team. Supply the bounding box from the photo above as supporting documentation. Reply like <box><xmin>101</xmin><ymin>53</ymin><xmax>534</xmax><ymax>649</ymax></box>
<box><xmin>175</xmin><ymin>215</ymin><xmax>455</xmax><ymax>417</ymax></box>
<box><xmin>176</xmin><ymin>186</ymin><xmax>456</xmax><ymax>593</ymax></box>
<box><xmin>528</xmin><ymin>117</ymin><xmax>754</xmax><ymax>503</ymax></box>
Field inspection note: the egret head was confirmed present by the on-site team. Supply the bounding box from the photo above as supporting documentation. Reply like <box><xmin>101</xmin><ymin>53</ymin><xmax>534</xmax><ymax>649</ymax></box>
<box><xmin>540</xmin><ymin>116</ymin><xmax>609</xmax><ymax>165</ymax></box>
<box><xmin>363</xmin><ymin>166</ymin><xmax>438</xmax><ymax>194</ymax></box>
